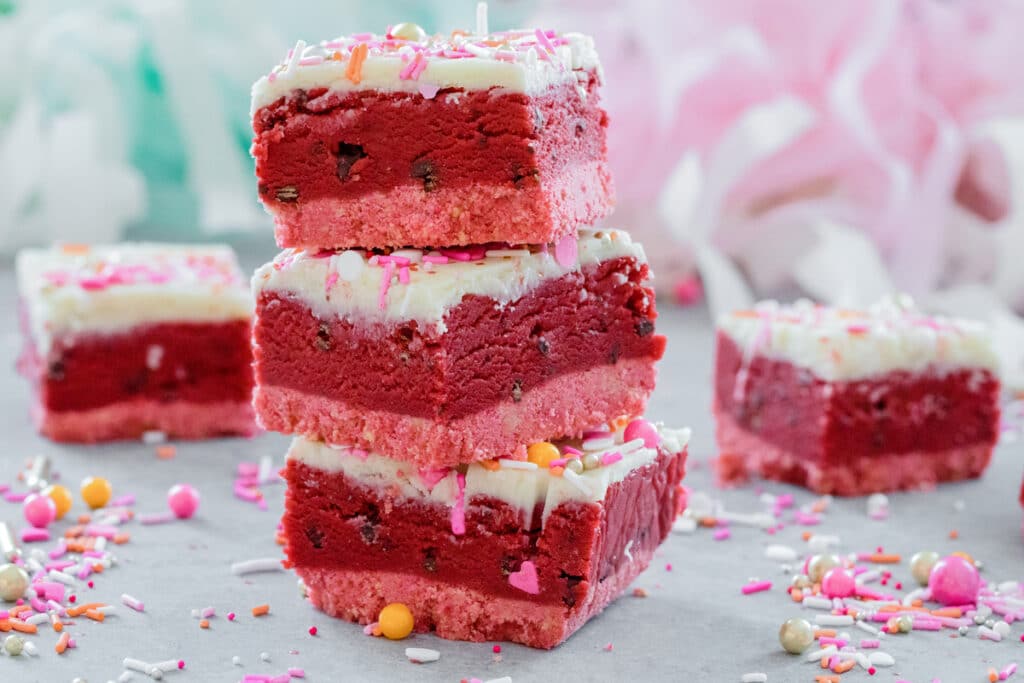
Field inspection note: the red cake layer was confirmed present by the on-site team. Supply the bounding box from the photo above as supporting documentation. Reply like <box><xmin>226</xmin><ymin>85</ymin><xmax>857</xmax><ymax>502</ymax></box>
<box><xmin>283</xmin><ymin>447</ymin><xmax>686</xmax><ymax>648</ymax></box>
<box><xmin>255</xmin><ymin>257</ymin><xmax>661</xmax><ymax>419</ymax></box>
<box><xmin>252</xmin><ymin>81</ymin><xmax>612</xmax><ymax>248</ymax></box>
<box><xmin>20</xmin><ymin>320</ymin><xmax>256</xmax><ymax>442</ymax></box>
<box><xmin>713</xmin><ymin>332</ymin><xmax>1001</xmax><ymax>494</ymax></box>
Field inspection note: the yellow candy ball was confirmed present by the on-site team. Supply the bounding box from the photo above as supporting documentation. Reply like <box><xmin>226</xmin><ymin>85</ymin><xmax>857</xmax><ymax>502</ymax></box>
<box><xmin>390</xmin><ymin>22</ymin><xmax>426</xmax><ymax>42</ymax></box>
<box><xmin>378</xmin><ymin>602</ymin><xmax>414</xmax><ymax>640</ymax></box>
<box><xmin>526</xmin><ymin>442</ymin><xmax>560</xmax><ymax>468</ymax></box>
<box><xmin>80</xmin><ymin>477</ymin><xmax>112</xmax><ymax>510</ymax></box>
<box><xmin>43</xmin><ymin>484</ymin><xmax>73</xmax><ymax>520</ymax></box>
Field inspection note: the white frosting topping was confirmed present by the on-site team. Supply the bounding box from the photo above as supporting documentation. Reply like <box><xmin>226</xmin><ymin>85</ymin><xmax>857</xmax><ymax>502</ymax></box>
<box><xmin>251</xmin><ymin>27</ymin><xmax>601</xmax><ymax>113</ymax></box>
<box><xmin>253</xmin><ymin>229</ymin><xmax>646</xmax><ymax>330</ymax></box>
<box><xmin>287</xmin><ymin>421</ymin><xmax>690</xmax><ymax>529</ymax></box>
<box><xmin>17</xmin><ymin>243</ymin><xmax>252</xmax><ymax>352</ymax></box>
<box><xmin>717</xmin><ymin>298</ymin><xmax>999</xmax><ymax>382</ymax></box>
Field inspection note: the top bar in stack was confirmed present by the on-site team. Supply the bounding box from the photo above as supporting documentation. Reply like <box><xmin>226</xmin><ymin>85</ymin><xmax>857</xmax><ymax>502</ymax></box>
<box><xmin>251</xmin><ymin>25</ymin><xmax>612</xmax><ymax>250</ymax></box>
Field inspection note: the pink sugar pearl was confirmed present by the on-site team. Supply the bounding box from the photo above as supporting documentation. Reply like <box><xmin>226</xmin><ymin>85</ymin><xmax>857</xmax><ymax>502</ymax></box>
<box><xmin>167</xmin><ymin>484</ymin><xmax>200</xmax><ymax>519</ymax></box>
<box><xmin>23</xmin><ymin>493</ymin><xmax>57</xmax><ymax>528</ymax></box>
<box><xmin>623</xmin><ymin>419</ymin><xmax>660</xmax><ymax>448</ymax></box>
<box><xmin>928</xmin><ymin>555</ymin><xmax>980</xmax><ymax>606</ymax></box>
<box><xmin>821</xmin><ymin>568</ymin><xmax>856</xmax><ymax>598</ymax></box>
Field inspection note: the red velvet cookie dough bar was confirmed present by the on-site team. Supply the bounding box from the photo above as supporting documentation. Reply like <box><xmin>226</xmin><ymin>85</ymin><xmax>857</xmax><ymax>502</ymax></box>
<box><xmin>251</xmin><ymin>26</ymin><xmax>612</xmax><ymax>249</ymax></box>
<box><xmin>282</xmin><ymin>419</ymin><xmax>689</xmax><ymax>649</ymax></box>
<box><xmin>713</xmin><ymin>300</ymin><xmax>1002</xmax><ymax>495</ymax></box>
<box><xmin>252</xmin><ymin>229</ymin><xmax>665</xmax><ymax>467</ymax></box>
<box><xmin>16</xmin><ymin>243</ymin><xmax>257</xmax><ymax>443</ymax></box>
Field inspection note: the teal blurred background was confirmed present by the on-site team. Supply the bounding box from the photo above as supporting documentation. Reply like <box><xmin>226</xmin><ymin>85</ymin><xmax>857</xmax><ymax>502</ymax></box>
<box><xmin>0</xmin><ymin>0</ymin><xmax>532</xmax><ymax>250</ymax></box>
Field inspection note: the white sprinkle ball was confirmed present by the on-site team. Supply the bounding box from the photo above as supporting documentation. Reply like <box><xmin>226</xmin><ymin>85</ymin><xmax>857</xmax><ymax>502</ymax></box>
<box><xmin>232</xmin><ymin>656</ymin><xmax>242</xmax><ymax>666</ymax></box>
<box><xmin>260</xmin><ymin>651</ymin><xmax>271</xmax><ymax>662</ymax></box>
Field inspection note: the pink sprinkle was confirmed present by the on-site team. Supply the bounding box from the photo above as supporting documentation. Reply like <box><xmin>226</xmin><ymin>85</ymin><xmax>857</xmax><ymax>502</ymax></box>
<box><xmin>20</xmin><ymin>528</ymin><xmax>49</xmax><ymax>543</ymax></box>
<box><xmin>418</xmin><ymin>468</ymin><xmax>448</xmax><ymax>490</ymax></box>
<box><xmin>288</xmin><ymin>667</ymin><xmax>306</xmax><ymax>678</ymax></box>
<box><xmin>562</xmin><ymin>446</ymin><xmax>583</xmax><ymax>456</ymax></box>
<box><xmin>665</xmin><ymin>563</ymin><xmax>673</xmax><ymax>571</ymax></box>
<box><xmin>1000</xmin><ymin>663</ymin><xmax>1017</xmax><ymax>679</ymax></box>
<box><xmin>713</xmin><ymin>528</ymin><xmax>732</xmax><ymax>541</ymax></box>
<box><xmin>492</xmin><ymin>645</ymin><xmax>501</xmax><ymax>653</ymax></box>
<box><xmin>298</xmin><ymin>56</ymin><xmax>324</xmax><ymax>66</ymax></box>
<box><xmin>399</xmin><ymin>51</ymin><xmax>425</xmax><ymax>80</ymax></box>
<box><xmin>362</xmin><ymin>622</ymin><xmax>378</xmax><ymax>636</ymax></box>
<box><xmin>534</xmin><ymin>28</ymin><xmax>556</xmax><ymax>53</ymax></box>
<box><xmin>324</xmin><ymin>271</ymin><xmax>339</xmax><ymax>294</ymax></box>
<box><xmin>818</xmin><ymin>637</ymin><xmax>847</xmax><ymax>648</ymax></box>
<box><xmin>554</xmin><ymin>233</ymin><xmax>577</xmax><ymax>268</ymax></box>
<box><xmin>741</xmin><ymin>580</ymin><xmax>772</xmax><ymax>595</ymax></box>
<box><xmin>795</xmin><ymin>511</ymin><xmax>821</xmax><ymax>526</ymax></box>
<box><xmin>603</xmin><ymin>642</ymin><xmax>613</xmax><ymax>652</ymax></box>
<box><xmin>548</xmin><ymin>458</ymin><xmax>569</xmax><ymax>468</ymax></box>
<box><xmin>4</xmin><ymin>492</ymin><xmax>27</xmax><ymax>503</ymax></box>
<box><xmin>178</xmin><ymin>660</ymin><xmax>185</xmax><ymax>670</ymax></box>
<box><xmin>398</xmin><ymin>266</ymin><xmax>410</xmax><ymax>285</ymax></box>
<box><xmin>508</xmin><ymin>560</ymin><xmax>539</xmax><ymax>594</ymax></box>
<box><xmin>860</xmin><ymin>638</ymin><xmax>880</xmax><ymax>649</ymax></box>
<box><xmin>450</xmin><ymin>472</ymin><xmax>466</xmax><ymax>535</ymax></box>
<box><xmin>378</xmin><ymin>261</ymin><xmax>395</xmax><ymax>310</ymax></box>
<box><xmin>139</xmin><ymin>512</ymin><xmax>175</xmax><ymax>525</ymax></box>
<box><xmin>308</xmin><ymin>626</ymin><xmax>317</xmax><ymax>636</ymax></box>
<box><xmin>422</xmin><ymin>254</ymin><xmax>449</xmax><ymax>264</ymax></box>
<box><xmin>84</xmin><ymin>524</ymin><xmax>118</xmax><ymax>539</ymax></box>
<box><xmin>600</xmin><ymin>452</ymin><xmax>622</xmax><ymax>466</ymax></box>
<box><xmin>227</xmin><ymin>612</ymin><xmax>236</xmax><ymax>621</ymax></box>
<box><xmin>109</xmin><ymin>494</ymin><xmax>136</xmax><ymax>507</ymax></box>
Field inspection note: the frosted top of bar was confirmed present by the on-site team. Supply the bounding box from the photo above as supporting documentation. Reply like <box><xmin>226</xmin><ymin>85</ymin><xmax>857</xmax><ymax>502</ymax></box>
<box><xmin>251</xmin><ymin>25</ymin><xmax>601</xmax><ymax>112</ymax></box>
<box><xmin>288</xmin><ymin>420</ymin><xmax>690</xmax><ymax>529</ymax></box>
<box><xmin>717</xmin><ymin>298</ymin><xmax>999</xmax><ymax>382</ymax></box>
<box><xmin>253</xmin><ymin>229</ymin><xmax>647</xmax><ymax>331</ymax></box>
<box><xmin>18</xmin><ymin>243</ymin><xmax>252</xmax><ymax>351</ymax></box>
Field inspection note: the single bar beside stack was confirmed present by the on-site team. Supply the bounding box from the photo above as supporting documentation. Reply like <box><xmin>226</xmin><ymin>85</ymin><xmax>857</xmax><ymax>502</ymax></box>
<box><xmin>250</xmin><ymin>14</ymin><xmax>689</xmax><ymax>649</ymax></box>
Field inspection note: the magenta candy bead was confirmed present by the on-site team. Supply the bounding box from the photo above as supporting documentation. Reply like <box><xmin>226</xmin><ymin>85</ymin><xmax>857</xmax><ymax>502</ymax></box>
<box><xmin>167</xmin><ymin>484</ymin><xmax>200</xmax><ymax>519</ymax></box>
<box><xmin>821</xmin><ymin>568</ymin><xmax>855</xmax><ymax>598</ymax></box>
<box><xmin>23</xmin><ymin>493</ymin><xmax>57</xmax><ymax>528</ymax></box>
<box><xmin>623</xmin><ymin>419</ymin><xmax>660</xmax><ymax>448</ymax></box>
<box><xmin>928</xmin><ymin>555</ymin><xmax>980</xmax><ymax>606</ymax></box>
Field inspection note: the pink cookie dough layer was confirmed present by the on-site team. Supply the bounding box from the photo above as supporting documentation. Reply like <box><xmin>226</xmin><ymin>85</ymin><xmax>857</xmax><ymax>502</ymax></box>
<box><xmin>715</xmin><ymin>409</ymin><xmax>993</xmax><ymax>495</ymax></box>
<box><xmin>33</xmin><ymin>398</ymin><xmax>257</xmax><ymax>444</ymax></box>
<box><xmin>253</xmin><ymin>81</ymin><xmax>612</xmax><ymax>249</ymax></box>
<box><xmin>713</xmin><ymin>332</ymin><xmax>1000</xmax><ymax>494</ymax></box>
<box><xmin>299</xmin><ymin>548</ymin><xmax>653</xmax><ymax>649</ymax></box>
<box><xmin>257</xmin><ymin>359</ymin><xmax>655</xmax><ymax>468</ymax></box>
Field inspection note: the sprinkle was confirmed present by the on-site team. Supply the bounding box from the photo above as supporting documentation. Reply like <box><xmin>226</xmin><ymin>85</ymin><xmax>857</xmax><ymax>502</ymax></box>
<box><xmin>600</xmin><ymin>452</ymin><xmax>623</xmax><ymax>466</ymax></box>
<box><xmin>121</xmin><ymin>593</ymin><xmax>144</xmax><ymax>610</ymax></box>
<box><xmin>476</xmin><ymin>1</ymin><xmax>488</xmax><ymax>35</ymax></box>
<box><xmin>232</xmin><ymin>558</ymin><xmax>284</xmax><ymax>575</ymax></box>
<box><xmin>228</xmin><ymin>612</ymin><xmax>236</xmax><ymax>621</ymax></box>
<box><xmin>741</xmin><ymin>675</ymin><xmax>768</xmax><ymax>683</ymax></box>
<box><xmin>714</xmin><ymin>528</ymin><xmax>732</xmax><ymax>541</ymax></box>
<box><xmin>534</xmin><ymin>27</ymin><xmax>556</xmax><ymax>54</ymax></box>
<box><xmin>405</xmin><ymin>647</ymin><xmax>440</xmax><ymax>663</ymax></box>
<box><xmin>561</xmin><ymin>468</ymin><xmax>592</xmax><ymax>496</ymax></box>
<box><xmin>288</xmin><ymin>669</ymin><xmax>306</xmax><ymax>679</ymax></box>
<box><xmin>345</xmin><ymin>43</ymin><xmax>369</xmax><ymax>84</ymax></box>
<box><xmin>55</xmin><ymin>631</ymin><xmax>70</xmax><ymax>654</ymax></box>
<box><xmin>741</xmin><ymin>580</ymin><xmax>772</xmax><ymax>595</ymax></box>
<box><xmin>450</xmin><ymin>472</ymin><xmax>467</xmax><ymax>536</ymax></box>
<box><xmin>20</xmin><ymin>528</ymin><xmax>49</xmax><ymax>543</ymax></box>
<box><xmin>199</xmin><ymin>619</ymin><xmax>210</xmax><ymax>629</ymax></box>
<box><xmin>308</xmin><ymin>626</ymin><xmax>317</xmax><ymax>636</ymax></box>
<box><xmin>498</xmin><ymin>459</ymin><xmax>538</xmax><ymax>471</ymax></box>
<box><xmin>252</xmin><ymin>604</ymin><xmax>270</xmax><ymax>617</ymax></box>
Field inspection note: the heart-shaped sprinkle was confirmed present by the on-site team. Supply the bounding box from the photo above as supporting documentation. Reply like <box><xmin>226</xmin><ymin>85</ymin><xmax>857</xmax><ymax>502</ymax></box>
<box><xmin>508</xmin><ymin>560</ymin><xmax>539</xmax><ymax>594</ymax></box>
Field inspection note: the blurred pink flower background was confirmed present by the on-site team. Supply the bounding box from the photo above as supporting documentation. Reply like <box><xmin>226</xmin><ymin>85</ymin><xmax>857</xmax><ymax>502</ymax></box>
<box><xmin>531</xmin><ymin>0</ymin><xmax>1024</xmax><ymax>385</ymax></box>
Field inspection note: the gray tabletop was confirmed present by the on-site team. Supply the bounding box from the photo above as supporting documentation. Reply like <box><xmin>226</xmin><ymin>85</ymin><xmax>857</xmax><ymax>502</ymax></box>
<box><xmin>2</xmin><ymin>248</ymin><xmax>1023</xmax><ymax>683</ymax></box>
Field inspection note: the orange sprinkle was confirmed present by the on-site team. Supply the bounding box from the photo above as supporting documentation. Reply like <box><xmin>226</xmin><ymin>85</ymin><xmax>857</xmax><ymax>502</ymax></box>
<box><xmin>699</xmin><ymin>518</ymin><xmax>718</xmax><ymax>528</ymax></box>
<box><xmin>51</xmin><ymin>616</ymin><xmax>63</xmax><ymax>632</ymax></box>
<box><xmin>549</xmin><ymin>466</ymin><xmax>565</xmax><ymax>477</ymax></box>
<box><xmin>60</xmin><ymin>243</ymin><xmax>90</xmax><ymax>254</ymax></box>
<box><xmin>252</xmin><ymin>604</ymin><xmax>270</xmax><ymax>617</ymax></box>
<box><xmin>55</xmin><ymin>631</ymin><xmax>70</xmax><ymax>654</ymax></box>
<box><xmin>949</xmin><ymin>529</ymin><xmax>959</xmax><ymax>540</ymax></box>
<box><xmin>479</xmin><ymin>459</ymin><xmax>501</xmax><ymax>471</ymax></box>
<box><xmin>819</xmin><ymin>657</ymin><xmax>829</xmax><ymax>670</ymax></box>
<box><xmin>866</xmin><ymin>553</ymin><xmax>901</xmax><ymax>564</ymax></box>
<box><xmin>790</xmin><ymin>588</ymin><xmax>804</xmax><ymax>603</ymax></box>
<box><xmin>345</xmin><ymin>43</ymin><xmax>369</xmax><ymax>84</ymax></box>
<box><xmin>879</xmin><ymin>604</ymin><xmax>928</xmax><ymax>613</ymax></box>
<box><xmin>931</xmin><ymin>607</ymin><xmax>962</xmax><ymax>618</ymax></box>
<box><xmin>11</xmin><ymin>620</ymin><xmax>37</xmax><ymax>634</ymax></box>
<box><xmin>113</xmin><ymin>532</ymin><xmax>130</xmax><ymax>544</ymax></box>
<box><xmin>9</xmin><ymin>605</ymin><xmax>31</xmax><ymax>617</ymax></box>
<box><xmin>85</xmin><ymin>609</ymin><xmax>105</xmax><ymax>622</ymax></box>
<box><xmin>331</xmin><ymin>51</ymin><xmax>343</xmax><ymax>61</ymax></box>
<box><xmin>810</xmin><ymin>500</ymin><xmax>828</xmax><ymax>514</ymax></box>
<box><xmin>371</xmin><ymin>625</ymin><xmax>382</xmax><ymax>637</ymax></box>
<box><xmin>92</xmin><ymin>562</ymin><xmax>105</xmax><ymax>573</ymax></box>
<box><xmin>732</xmin><ymin>310</ymin><xmax>761</xmax><ymax>318</ymax></box>
<box><xmin>814</xmin><ymin>677</ymin><xmax>840</xmax><ymax>683</ymax></box>
<box><xmin>911</xmin><ymin>599</ymin><xmax>924</xmax><ymax>607</ymax></box>
<box><xmin>989</xmin><ymin>667</ymin><xmax>999</xmax><ymax>683</ymax></box>
<box><xmin>832</xmin><ymin>659</ymin><xmax>855</xmax><ymax>674</ymax></box>
<box><xmin>200</xmin><ymin>619</ymin><xmax>210</xmax><ymax>629</ymax></box>
<box><xmin>65</xmin><ymin>525</ymin><xmax>86</xmax><ymax>538</ymax></box>
<box><xmin>802</xmin><ymin>531</ymin><xmax>813</xmax><ymax>541</ymax></box>
<box><xmin>0</xmin><ymin>620</ymin><xmax>10</xmax><ymax>632</ymax></box>
<box><xmin>156</xmin><ymin>445</ymin><xmax>176</xmax><ymax>459</ymax></box>
<box><xmin>814</xmin><ymin>629</ymin><xmax>836</xmax><ymax>639</ymax></box>
<box><xmin>275</xmin><ymin>533</ymin><xmax>287</xmax><ymax>546</ymax></box>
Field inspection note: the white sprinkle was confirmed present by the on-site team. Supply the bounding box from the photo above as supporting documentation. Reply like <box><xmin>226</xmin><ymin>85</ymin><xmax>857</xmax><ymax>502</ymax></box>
<box><xmin>47</xmin><ymin>569</ymin><xmax>76</xmax><ymax>586</ymax></box>
<box><xmin>141</xmin><ymin>430</ymin><xmax>167</xmax><ymax>445</ymax></box>
<box><xmin>476</xmin><ymin>1</ymin><xmax>488</xmax><ymax>36</ymax></box>
<box><xmin>25</xmin><ymin>612</ymin><xmax>48</xmax><ymax>626</ymax></box>
<box><xmin>145</xmin><ymin>345</ymin><xmax>164</xmax><ymax>371</ymax></box>
<box><xmin>868</xmin><ymin>651</ymin><xmax>895</xmax><ymax>667</ymax></box>
<box><xmin>618</xmin><ymin>438</ymin><xmax>647</xmax><ymax>454</ymax></box>
<box><xmin>231</xmin><ymin>558</ymin><xmax>283</xmax><ymax>575</ymax></box>
<box><xmin>999</xmin><ymin>581</ymin><xmax>1020</xmax><ymax>593</ymax></box>
<box><xmin>191</xmin><ymin>609</ymin><xmax>201</xmax><ymax>618</ymax></box>
<box><xmin>815</xmin><ymin>614</ymin><xmax>854</xmax><ymax>627</ymax></box>
<box><xmin>855</xmin><ymin>652</ymin><xmax>871</xmax><ymax>669</ymax></box>
<box><xmin>405</xmin><ymin>647</ymin><xmax>441</xmax><ymax>663</ymax></box>
<box><xmin>741</xmin><ymin>674</ymin><xmax>768</xmax><ymax>683</ymax></box>
<box><xmin>807</xmin><ymin>534</ymin><xmax>840</xmax><ymax>552</ymax></box>
<box><xmin>802</xmin><ymin>596</ymin><xmax>833</xmax><ymax>610</ymax></box>
<box><xmin>123</xmin><ymin>658</ymin><xmax>152</xmax><ymax>673</ymax></box>
<box><xmin>260</xmin><ymin>652</ymin><xmax>271</xmax><ymax>662</ymax></box>
<box><xmin>22</xmin><ymin>641</ymin><xmax>37</xmax><ymax>657</ymax></box>
<box><xmin>856</xmin><ymin>570</ymin><xmax>880</xmax><ymax>584</ymax></box>
<box><xmin>498</xmin><ymin>459</ymin><xmax>538</xmax><ymax>470</ymax></box>
<box><xmin>807</xmin><ymin>645</ymin><xmax>837</xmax><ymax>662</ymax></box>
<box><xmin>672</xmin><ymin>517</ymin><xmax>697</xmax><ymax>534</ymax></box>
<box><xmin>855</xmin><ymin>620</ymin><xmax>880</xmax><ymax>636</ymax></box>
<box><xmin>979</xmin><ymin>625</ymin><xmax>1002</xmax><ymax>641</ymax></box>
<box><xmin>623</xmin><ymin>539</ymin><xmax>633</xmax><ymax>562</ymax></box>
<box><xmin>118</xmin><ymin>672</ymin><xmax>134</xmax><ymax>682</ymax></box>
<box><xmin>717</xmin><ymin>510</ymin><xmax>775</xmax><ymax>528</ymax></box>
<box><xmin>148</xmin><ymin>667</ymin><xmax>163</xmax><ymax>680</ymax></box>
<box><xmin>232</xmin><ymin>656</ymin><xmax>242</xmax><ymax>666</ymax></box>
<box><xmin>284</xmin><ymin>40</ymin><xmax>306</xmax><ymax>76</ymax></box>
<box><xmin>994</xmin><ymin>621</ymin><xmax>1011</xmax><ymax>637</ymax></box>
<box><xmin>153</xmin><ymin>660</ymin><xmax>179</xmax><ymax>672</ymax></box>
<box><xmin>581</xmin><ymin>436</ymin><xmax>616</xmax><ymax>451</ymax></box>
<box><xmin>764</xmin><ymin>545</ymin><xmax>798</xmax><ymax>562</ymax></box>
<box><xmin>561</xmin><ymin>468</ymin><xmax>592</xmax><ymax>496</ymax></box>
<box><xmin>122</xmin><ymin>594</ymin><xmax>145</xmax><ymax>612</ymax></box>
<box><xmin>866</xmin><ymin>493</ymin><xmax>888</xmax><ymax>514</ymax></box>
<box><xmin>335</xmin><ymin>250</ymin><xmax>366</xmax><ymax>282</ymax></box>
<box><xmin>96</xmin><ymin>605</ymin><xmax>117</xmax><ymax>615</ymax></box>
<box><xmin>483</xmin><ymin>679</ymin><xmax>512</xmax><ymax>683</ymax></box>
<box><xmin>484</xmin><ymin>248</ymin><xmax>531</xmax><ymax>259</ymax></box>
<box><xmin>257</xmin><ymin>456</ymin><xmax>275</xmax><ymax>484</ymax></box>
